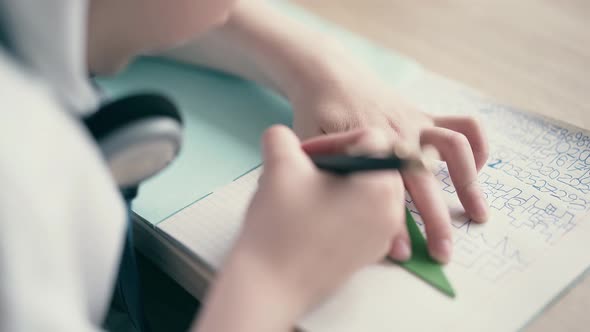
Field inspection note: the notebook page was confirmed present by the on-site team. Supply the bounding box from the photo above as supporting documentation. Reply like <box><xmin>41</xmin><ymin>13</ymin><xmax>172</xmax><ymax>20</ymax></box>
<box><xmin>159</xmin><ymin>73</ymin><xmax>590</xmax><ymax>331</ymax></box>
<box><xmin>158</xmin><ymin>169</ymin><xmax>262</xmax><ymax>269</ymax></box>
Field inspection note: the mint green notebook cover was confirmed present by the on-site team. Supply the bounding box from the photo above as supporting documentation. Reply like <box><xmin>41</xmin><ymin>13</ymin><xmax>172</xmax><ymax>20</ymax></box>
<box><xmin>97</xmin><ymin>3</ymin><xmax>423</xmax><ymax>224</ymax></box>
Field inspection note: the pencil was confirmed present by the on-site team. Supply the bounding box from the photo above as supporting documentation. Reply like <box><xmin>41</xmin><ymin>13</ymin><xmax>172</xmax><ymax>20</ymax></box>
<box><xmin>311</xmin><ymin>155</ymin><xmax>424</xmax><ymax>175</ymax></box>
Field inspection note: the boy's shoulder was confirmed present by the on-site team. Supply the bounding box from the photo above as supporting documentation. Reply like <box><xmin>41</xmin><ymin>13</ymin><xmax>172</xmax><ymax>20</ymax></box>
<box><xmin>0</xmin><ymin>48</ymin><xmax>58</xmax><ymax>111</ymax></box>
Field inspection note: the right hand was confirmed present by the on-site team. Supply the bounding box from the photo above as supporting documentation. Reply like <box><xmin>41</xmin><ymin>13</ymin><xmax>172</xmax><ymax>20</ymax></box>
<box><xmin>230</xmin><ymin>125</ymin><xmax>406</xmax><ymax>318</ymax></box>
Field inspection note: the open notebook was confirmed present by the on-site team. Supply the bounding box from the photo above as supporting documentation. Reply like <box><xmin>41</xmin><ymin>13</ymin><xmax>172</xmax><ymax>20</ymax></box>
<box><xmin>157</xmin><ymin>73</ymin><xmax>590</xmax><ymax>331</ymax></box>
<box><xmin>97</xmin><ymin>3</ymin><xmax>590</xmax><ymax>331</ymax></box>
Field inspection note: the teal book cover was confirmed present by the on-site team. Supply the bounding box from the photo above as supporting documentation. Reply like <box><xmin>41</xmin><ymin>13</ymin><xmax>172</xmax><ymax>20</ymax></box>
<box><xmin>97</xmin><ymin>2</ymin><xmax>423</xmax><ymax>225</ymax></box>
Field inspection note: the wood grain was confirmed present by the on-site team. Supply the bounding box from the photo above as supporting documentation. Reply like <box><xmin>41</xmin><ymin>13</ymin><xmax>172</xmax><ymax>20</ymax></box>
<box><xmin>292</xmin><ymin>1</ymin><xmax>590</xmax><ymax>331</ymax></box>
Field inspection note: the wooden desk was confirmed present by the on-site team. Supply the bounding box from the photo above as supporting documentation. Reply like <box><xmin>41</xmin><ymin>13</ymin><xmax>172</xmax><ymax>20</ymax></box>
<box><xmin>292</xmin><ymin>1</ymin><xmax>590</xmax><ymax>331</ymax></box>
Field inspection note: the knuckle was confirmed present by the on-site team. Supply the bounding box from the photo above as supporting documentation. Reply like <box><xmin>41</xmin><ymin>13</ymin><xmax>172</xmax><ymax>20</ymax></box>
<box><xmin>462</xmin><ymin>116</ymin><xmax>481</xmax><ymax>131</ymax></box>
<box><xmin>321</xmin><ymin>116</ymin><xmax>348</xmax><ymax>133</ymax></box>
<box><xmin>317</xmin><ymin>106</ymin><xmax>350</xmax><ymax>132</ymax></box>
<box><xmin>346</xmin><ymin>114</ymin><xmax>372</xmax><ymax>131</ymax></box>
<box><xmin>357</xmin><ymin>129</ymin><xmax>392</xmax><ymax>154</ymax></box>
<box><xmin>386</xmin><ymin>117</ymin><xmax>403</xmax><ymax>135</ymax></box>
<box><xmin>463</xmin><ymin>117</ymin><xmax>490</xmax><ymax>160</ymax></box>
<box><xmin>455</xmin><ymin>177</ymin><xmax>479</xmax><ymax>194</ymax></box>
<box><xmin>444</xmin><ymin>131</ymin><xmax>471</xmax><ymax>151</ymax></box>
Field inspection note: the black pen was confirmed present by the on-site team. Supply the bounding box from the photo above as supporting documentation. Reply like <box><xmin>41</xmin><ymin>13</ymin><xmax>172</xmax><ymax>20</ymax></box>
<box><xmin>311</xmin><ymin>154</ymin><xmax>424</xmax><ymax>175</ymax></box>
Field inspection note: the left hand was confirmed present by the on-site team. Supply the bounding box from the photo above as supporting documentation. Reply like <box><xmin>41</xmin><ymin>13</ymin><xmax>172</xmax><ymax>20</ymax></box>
<box><xmin>291</xmin><ymin>66</ymin><xmax>490</xmax><ymax>262</ymax></box>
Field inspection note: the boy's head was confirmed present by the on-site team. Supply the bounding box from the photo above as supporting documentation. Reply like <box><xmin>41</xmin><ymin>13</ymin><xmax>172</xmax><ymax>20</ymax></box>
<box><xmin>87</xmin><ymin>0</ymin><xmax>237</xmax><ymax>74</ymax></box>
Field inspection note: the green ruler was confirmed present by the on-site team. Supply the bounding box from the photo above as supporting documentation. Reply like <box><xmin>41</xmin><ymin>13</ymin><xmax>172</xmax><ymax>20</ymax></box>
<box><xmin>392</xmin><ymin>209</ymin><xmax>456</xmax><ymax>297</ymax></box>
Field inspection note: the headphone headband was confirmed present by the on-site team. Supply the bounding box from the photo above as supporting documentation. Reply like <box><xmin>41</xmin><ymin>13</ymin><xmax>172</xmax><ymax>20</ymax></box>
<box><xmin>84</xmin><ymin>93</ymin><xmax>182</xmax><ymax>140</ymax></box>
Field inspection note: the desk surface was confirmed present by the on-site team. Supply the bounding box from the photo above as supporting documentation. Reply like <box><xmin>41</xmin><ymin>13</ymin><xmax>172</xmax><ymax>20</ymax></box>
<box><xmin>292</xmin><ymin>1</ymin><xmax>590</xmax><ymax>331</ymax></box>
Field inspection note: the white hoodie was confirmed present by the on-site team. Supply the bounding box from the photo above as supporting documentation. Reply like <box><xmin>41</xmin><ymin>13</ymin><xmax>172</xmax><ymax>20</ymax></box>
<box><xmin>0</xmin><ymin>0</ymin><xmax>126</xmax><ymax>330</ymax></box>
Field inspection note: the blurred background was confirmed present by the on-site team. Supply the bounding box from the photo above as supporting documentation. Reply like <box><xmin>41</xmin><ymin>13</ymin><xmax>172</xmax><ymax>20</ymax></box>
<box><xmin>294</xmin><ymin>0</ymin><xmax>590</xmax><ymax>128</ymax></box>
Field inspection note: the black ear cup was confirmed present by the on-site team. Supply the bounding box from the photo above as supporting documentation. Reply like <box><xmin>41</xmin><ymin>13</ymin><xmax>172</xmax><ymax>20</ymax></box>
<box><xmin>84</xmin><ymin>93</ymin><xmax>183</xmax><ymax>188</ymax></box>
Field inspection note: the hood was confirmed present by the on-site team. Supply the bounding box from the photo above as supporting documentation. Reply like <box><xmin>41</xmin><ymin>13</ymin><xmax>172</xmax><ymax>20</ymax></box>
<box><xmin>0</xmin><ymin>0</ymin><xmax>99</xmax><ymax>114</ymax></box>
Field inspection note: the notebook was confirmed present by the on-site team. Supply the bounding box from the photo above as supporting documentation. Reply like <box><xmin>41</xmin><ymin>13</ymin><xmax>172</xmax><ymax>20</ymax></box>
<box><xmin>97</xmin><ymin>2</ymin><xmax>590</xmax><ymax>331</ymax></box>
<box><xmin>156</xmin><ymin>72</ymin><xmax>590</xmax><ymax>331</ymax></box>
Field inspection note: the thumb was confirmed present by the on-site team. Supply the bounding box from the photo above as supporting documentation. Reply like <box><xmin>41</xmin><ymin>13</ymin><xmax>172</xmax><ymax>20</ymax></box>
<box><xmin>262</xmin><ymin>125</ymin><xmax>309</xmax><ymax>171</ymax></box>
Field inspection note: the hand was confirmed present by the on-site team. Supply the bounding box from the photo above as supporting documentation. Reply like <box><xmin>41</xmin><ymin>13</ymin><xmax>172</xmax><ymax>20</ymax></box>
<box><xmin>290</xmin><ymin>63</ymin><xmax>490</xmax><ymax>263</ymax></box>
<box><xmin>231</xmin><ymin>125</ymin><xmax>406</xmax><ymax>319</ymax></box>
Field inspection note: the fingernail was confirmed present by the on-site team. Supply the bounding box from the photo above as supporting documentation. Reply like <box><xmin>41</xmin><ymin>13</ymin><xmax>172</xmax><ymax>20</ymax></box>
<box><xmin>471</xmin><ymin>185</ymin><xmax>489</xmax><ymax>222</ymax></box>
<box><xmin>475</xmin><ymin>196</ymin><xmax>489</xmax><ymax>222</ymax></box>
<box><xmin>463</xmin><ymin>181</ymin><xmax>489</xmax><ymax>223</ymax></box>
<box><xmin>431</xmin><ymin>239</ymin><xmax>452</xmax><ymax>264</ymax></box>
<box><xmin>390</xmin><ymin>237</ymin><xmax>412</xmax><ymax>262</ymax></box>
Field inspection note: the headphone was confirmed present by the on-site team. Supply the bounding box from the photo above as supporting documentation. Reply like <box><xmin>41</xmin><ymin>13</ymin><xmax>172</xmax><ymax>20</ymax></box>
<box><xmin>0</xmin><ymin>17</ymin><xmax>183</xmax><ymax>189</ymax></box>
<box><xmin>84</xmin><ymin>93</ymin><xmax>184</xmax><ymax>189</ymax></box>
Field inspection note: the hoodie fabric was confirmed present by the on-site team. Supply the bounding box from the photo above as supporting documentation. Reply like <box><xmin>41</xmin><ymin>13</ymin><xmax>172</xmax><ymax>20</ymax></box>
<box><xmin>1</xmin><ymin>0</ymin><xmax>99</xmax><ymax>113</ymax></box>
<box><xmin>0</xmin><ymin>0</ymin><xmax>126</xmax><ymax>330</ymax></box>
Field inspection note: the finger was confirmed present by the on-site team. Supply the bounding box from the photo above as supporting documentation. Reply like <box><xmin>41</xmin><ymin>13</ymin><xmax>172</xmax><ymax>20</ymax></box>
<box><xmin>346</xmin><ymin>129</ymin><xmax>396</xmax><ymax>158</ymax></box>
<box><xmin>389</xmin><ymin>209</ymin><xmax>411</xmax><ymax>262</ymax></box>
<box><xmin>348</xmin><ymin>169</ymin><xmax>400</xmax><ymax>189</ymax></box>
<box><xmin>434</xmin><ymin>116</ymin><xmax>489</xmax><ymax>172</ymax></box>
<box><xmin>403</xmin><ymin>170</ymin><xmax>453</xmax><ymax>264</ymax></box>
<box><xmin>302</xmin><ymin>128</ymin><xmax>393</xmax><ymax>157</ymax></box>
<box><xmin>301</xmin><ymin>129</ymin><xmax>367</xmax><ymax>155</ymax></box>
<box><xmin>349</xmin><ymin>171</ymin><xmax>410</xmax><ymax>261</ymax></box>
<box><xmin>262</xmin><ymin>125</ymin><xmax>311</xmax><ymax>173</ymax></box>
<box><xmin>421</xmin><ymin>127</ymin><xmax>488</xmax><ymax>222</ymax></box>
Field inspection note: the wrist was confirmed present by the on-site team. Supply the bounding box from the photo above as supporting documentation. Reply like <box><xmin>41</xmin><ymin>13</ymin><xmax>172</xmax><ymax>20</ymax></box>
<box><xmin>194</xmin><ymin>246</ymin><xmax>306</xmax><ymax>332</ymax></box>
<box><xmin>227</xmin><ymin>246</ymin><xmax>311</xmax><ymax>318</ymax></box>
<box><xmin>276</xmin><ymin>40</ymin><xmax>377</xmax><ymax>111</ymax></box>
<box><xmin>225</xmin><ymin>0</ymin><xmax>357</xmax><ymax>104</ymax></box>
<box><xmin>280</xmin><ymin>47</ymin><xmax>348</xmax><ymax>104</ymax></box>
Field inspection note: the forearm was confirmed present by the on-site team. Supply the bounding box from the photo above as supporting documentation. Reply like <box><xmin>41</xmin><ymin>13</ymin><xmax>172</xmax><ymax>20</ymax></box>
<box><xmin>191</xmin><ymin>250</ymin><xmax>303</xmax><ymax>332</ymax></box>
<box><xmin>163</xmin><ymin>0</ymin><xmax>353</xmax><ymax>102</ymax></box>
